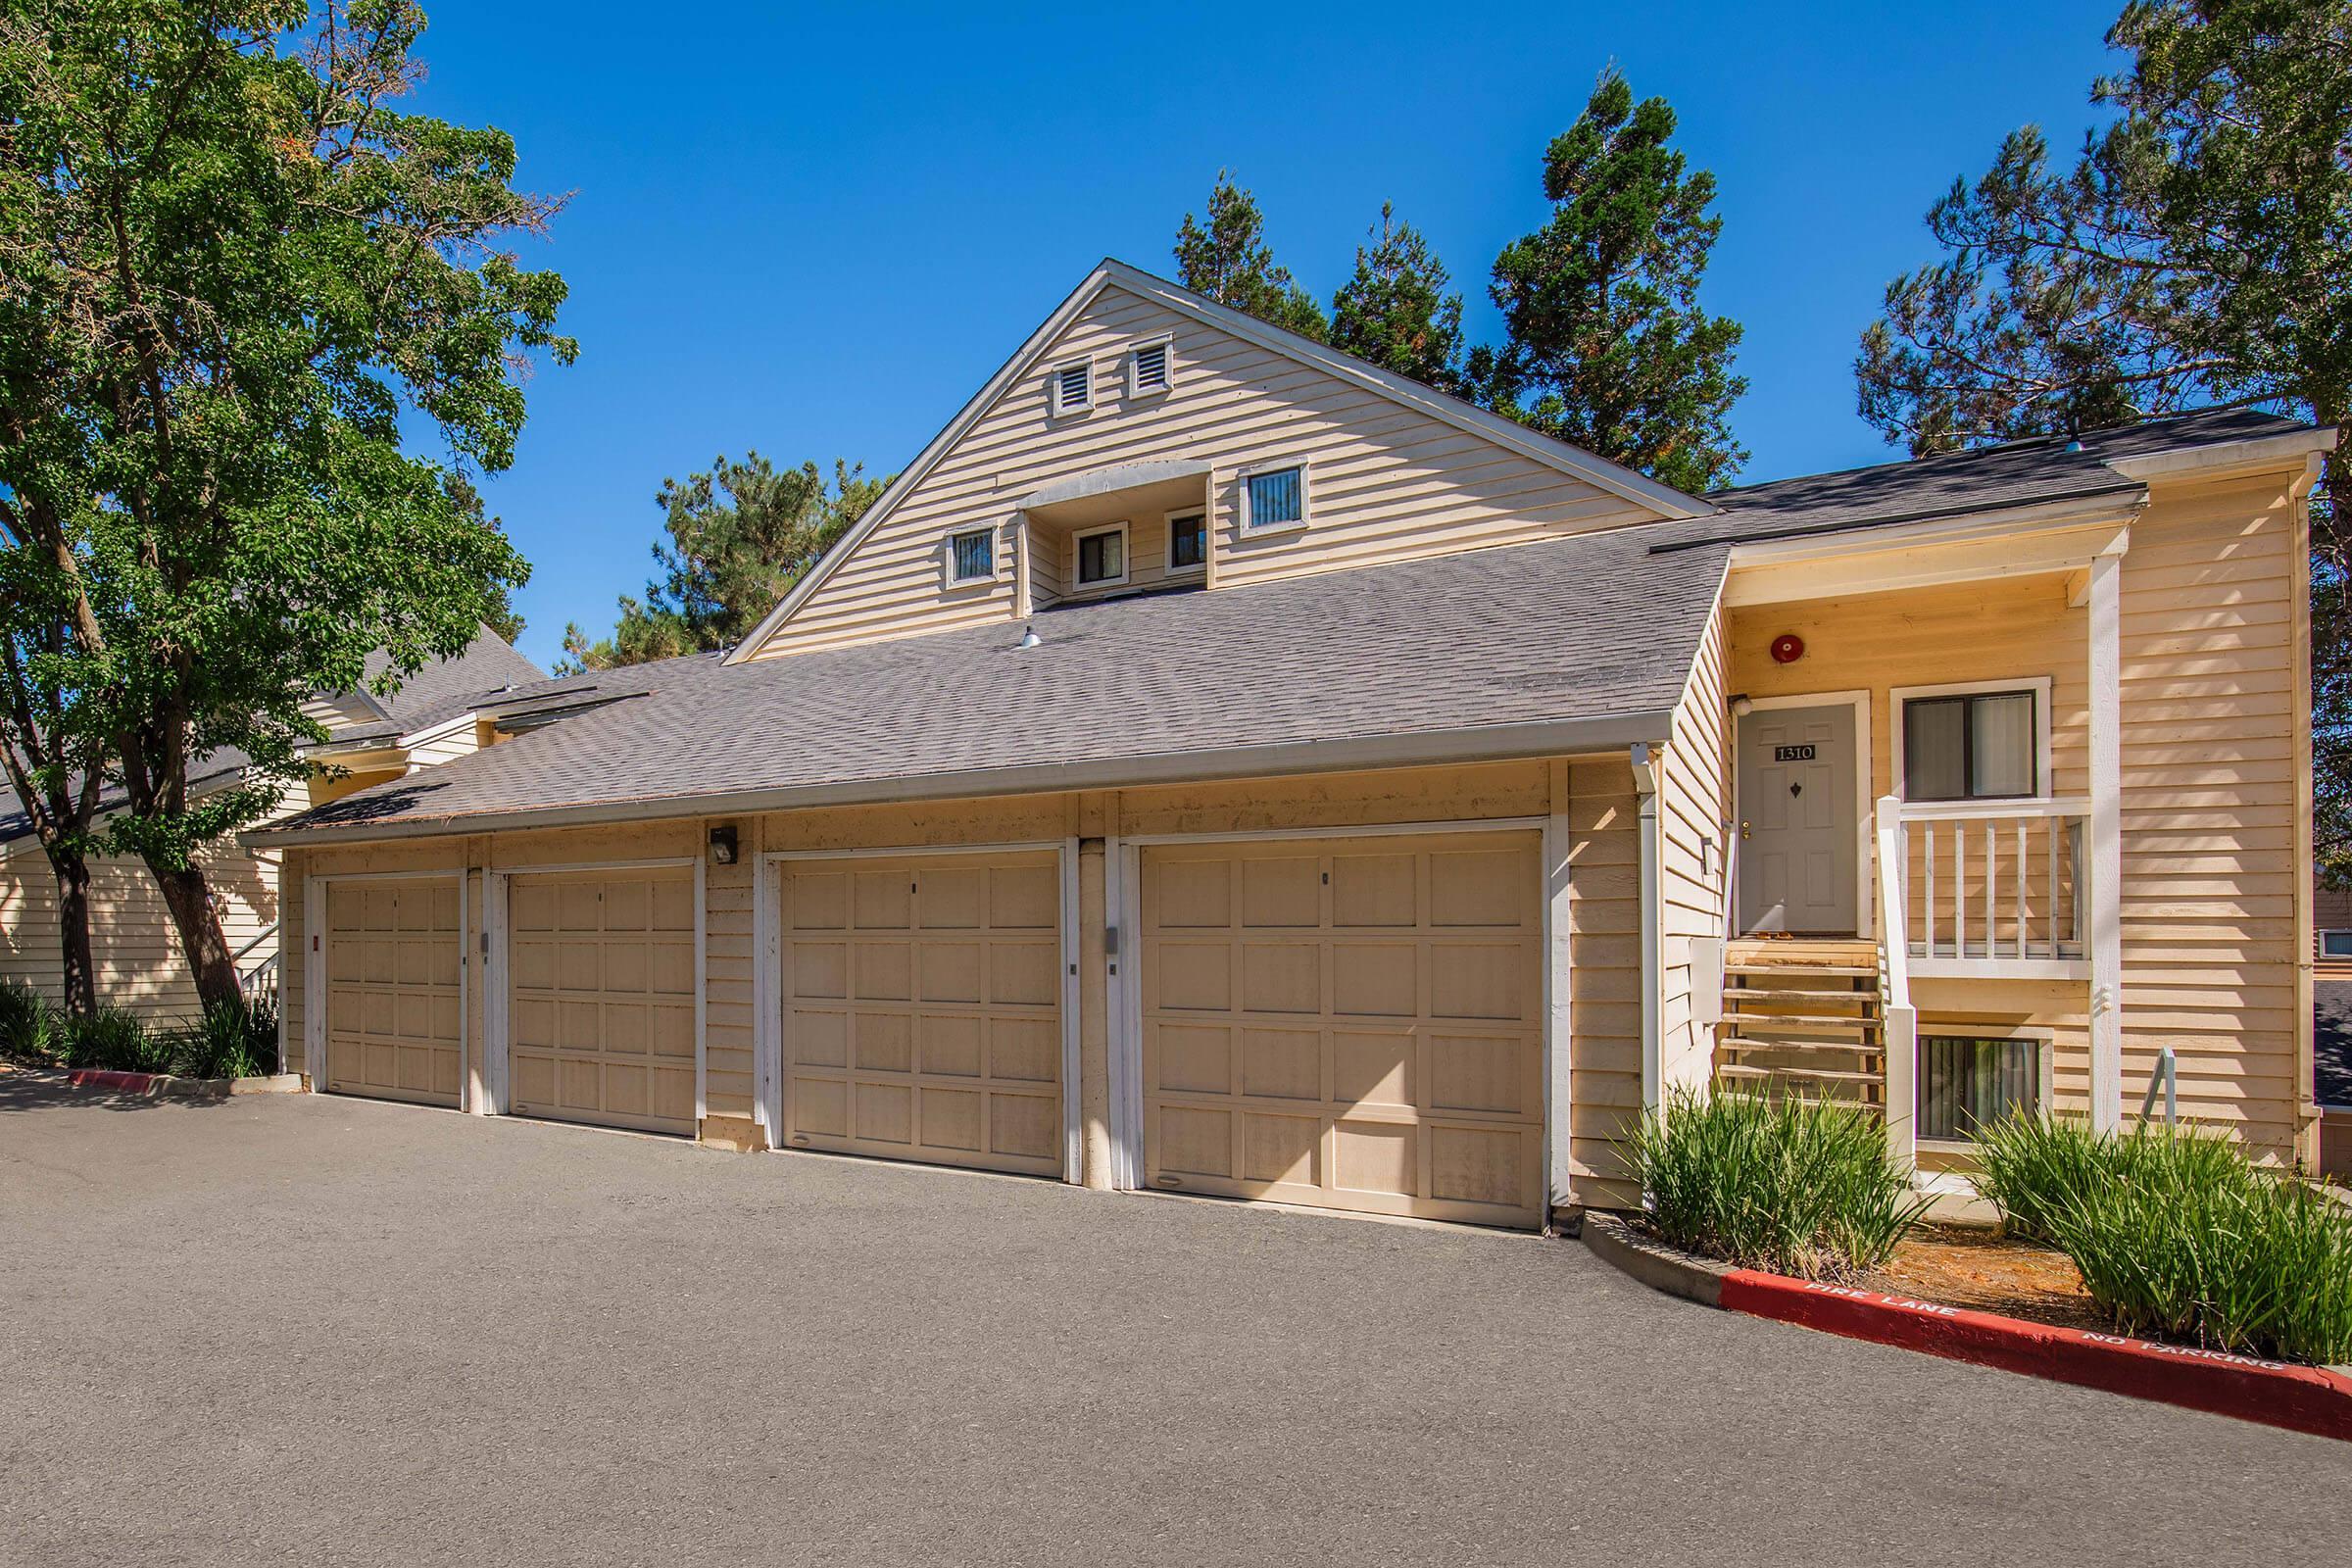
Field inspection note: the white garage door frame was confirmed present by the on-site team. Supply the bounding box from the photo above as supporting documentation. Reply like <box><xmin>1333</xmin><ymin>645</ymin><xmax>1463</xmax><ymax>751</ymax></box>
<box><xmin>302</xmin><ymin>867</ymin><xmax>470</xmax><ymax>1109</ymax></box>
<box><xmin>1106</xmin><ymin>815</ymin><xmax>1574</xmax><ymax>1213</ymax></box>
<box><xmin>482</xmin><ymin>856</ymin><xmax>706</xmax><ymax>1125</ymax></box>
<box><xmin>754</xmin><ymin>839</ymin><xmax>1083</xmax><ymax>1181</ymax></box>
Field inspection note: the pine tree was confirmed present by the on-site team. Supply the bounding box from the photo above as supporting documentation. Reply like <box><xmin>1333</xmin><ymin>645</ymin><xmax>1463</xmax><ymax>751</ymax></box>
<box><xmin>1330</xmin><ymin>203</ymin><xmax>1465</xmax><ymax>392</ymax></box>
<box><xmin>1173</xmin><ymin>172</ymin><xmax>1329</xmax><ymax>342</ymax></box>
<box><xmin>1477</xmin><ymin>70</ymin><xmax>1747</xmax><ymax>495</ymax></box>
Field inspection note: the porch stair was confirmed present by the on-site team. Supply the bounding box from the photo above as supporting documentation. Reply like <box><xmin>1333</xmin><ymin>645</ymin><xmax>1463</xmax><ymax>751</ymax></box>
<box><xmin>1713</xmin><ymin>939</ymin><xmax>1886</xmax><ymax>1107</ymax></box>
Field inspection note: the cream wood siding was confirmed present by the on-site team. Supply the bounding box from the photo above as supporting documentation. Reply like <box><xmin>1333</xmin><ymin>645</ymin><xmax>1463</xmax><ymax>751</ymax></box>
<box><xmin>746</xmin><ymin>283</ymin><xmax>1659</xmax><ymax>660</ymax></box>
<box><xmin>1139</xmin><ymin>832</ymin><xmax>1545</xmax><ymax>1226</ymax></box>
<box><xmin>401</xmin><ymin>726</ymin><xmax>482</xmax><ymax>770</ymax></box>
<box><xmin>508</xmin><ymin>867</ymin><xmax>698</xmax><ymax>1135</ymax></box>
<box><xmin>2</xmin><ymin>796</ymin><xmax>291</xmax><ymax>1025</ymax></box>
<box><xmin>323</xmin><ymin>877</ymin><xmax>463</xmax><ymax>1106</ymax></box>
<box><xmin>1658</xmin><ymin>600</ymin><xmax>1730</xmax><ymax>1094</ymax></box>
<box><xmin>702</xmin><ymin>818</ymin><xmax>757</xmax><ymax>1125</ymax></box>
<box><xmin>1723</xmin><ymin>471</ymin><xmax>2308</xmax><ymax>1159</ymax></box>
<box><xmin>778</xmin><ymin>849</ymin><xmax>1063</xmax><ymax>1175</ymax></box>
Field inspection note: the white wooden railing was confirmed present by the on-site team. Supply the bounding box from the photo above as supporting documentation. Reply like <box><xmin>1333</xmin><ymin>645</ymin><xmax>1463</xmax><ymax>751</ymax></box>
<box><xmin>1890</xmin><ymin>797</ymin><xmax>2089</xmax><ymax>971</ymax></box>
<box><xmin>1873</xmin><ymin>796</ymin><xmax>1918</xmax><ymax>1170</ymax></box>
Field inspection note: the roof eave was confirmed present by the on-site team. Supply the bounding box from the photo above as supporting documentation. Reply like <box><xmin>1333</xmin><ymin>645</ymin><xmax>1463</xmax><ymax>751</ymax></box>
<box><xmin>242</xmin><ymin>708</ymin><xmax>1680</xmax><ymax>850</ymax></box>
<box><xmin>2101</xmin><ymin>423</ymin><xmax>2337</xmax><ymax>485</ymax></box>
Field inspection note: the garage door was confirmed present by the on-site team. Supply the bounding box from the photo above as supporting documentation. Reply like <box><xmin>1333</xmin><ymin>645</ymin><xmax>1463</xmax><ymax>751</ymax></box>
<box><xmin>779</xmin><ymin>851</ymin><xmax>1062</xmax><ymax>1176</ymax></box>
<box><xmin>1140</xmin><ymin>832</ymin><xmax>1544</xmax><ymax>1227</ymax></box>
<box><xmin>508</xmin><ymin>867</ymin><xmax>697</xmax><ymax>1136</ymax></box>
<box><xmin>324</xmin><ymin>877</ymin><xmax>463</xmax><ymax>1108</ymax></box>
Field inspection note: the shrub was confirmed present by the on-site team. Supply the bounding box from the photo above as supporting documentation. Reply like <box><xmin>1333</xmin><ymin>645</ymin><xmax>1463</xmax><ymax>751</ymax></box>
<box><xmin>57</xmin><ymin>1005</ymin><xmax>175</xmax><ymax>1073</ymax></box>
<box><xmin>1974</xmin><ymin>1113</ymin><xmax>2352</xmax><ymax>1365</ymax></box>
<box><xmin>1630</xmin><ymin>1086</ymin><xmax>1933</xmax><ymax>1280</ymax></box>
<box><xmin>0</xmin><ymin>980</ymin><xmax>61</xmax><ymax>1062</ymax></box>
<box><xmin>165</xmin><ymin>995</ymin><xmax>279</xmax><ymax>1080</ymax></box>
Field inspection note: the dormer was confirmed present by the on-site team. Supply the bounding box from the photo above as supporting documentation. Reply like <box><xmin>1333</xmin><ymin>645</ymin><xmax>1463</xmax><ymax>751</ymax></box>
<box><xmin>1011</xmin><ymin>459</ymin><xmax>1213</xmax><ymax>611</ymax></box>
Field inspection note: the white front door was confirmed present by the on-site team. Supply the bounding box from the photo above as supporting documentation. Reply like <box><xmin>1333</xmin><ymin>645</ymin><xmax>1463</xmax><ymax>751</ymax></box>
<box><xmin>1738</xmin><ymin>703</ymin><xmax>1859</xmax><ymax>936</ymax></box>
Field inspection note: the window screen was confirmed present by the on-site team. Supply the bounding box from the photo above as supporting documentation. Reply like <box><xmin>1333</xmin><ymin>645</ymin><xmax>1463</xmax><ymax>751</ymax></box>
<box><xmin>1246</xmin><ymin>466</ymin><xmax>1302</xmax><ymax>529</ymax></box>
<box><xmin>1168</xmin><ymin>512</ymin><xmax>1206</xmax><ymax>569</ymax></box>
<box><xmin>1903</xmin><ymin>690</ymin><xmax>2036</xmax><ymax>801</ymax></box>
<box><xmin>950</xmin><ymin>529</ymin><xmax>993</xmax><ymax>581</ymax></box>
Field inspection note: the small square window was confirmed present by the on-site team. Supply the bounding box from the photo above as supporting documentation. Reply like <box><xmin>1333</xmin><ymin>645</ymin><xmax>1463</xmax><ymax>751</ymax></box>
<box><xmin>1128</xmin><ymin>336</ymin><xmax>1173</xmax><ymax>398</ymax></box>
<box><xmin>1918</xmin><ymin>1036</ymin><xmax>2045</xmax><ymax>1141</ymax></box>
<box><xmin>1051</xmin><ymin>359</ymin><xmax>1093</xmax><ymax>416</ymax></box>
<box><xmin>1242</xmin><ymin>465</ymin><xmax>1306</xmax><ymax>532</ymax></box>
<box><xmin>1167</xmin><ymin>511</ymin><xmax>1206</xmax><ymax>571</ymax></box>
<box><xmin>947</xmin><ymin>527</ymin><xmax>995</xmax><ymax>584</ymax></box>
<box><xmin>1075</xmin><ymin>524</ymin><xmax>1127</xmax><ymax>587</ymax></box>
<box><xmin>2324</xmin><ymin>930</ymin><xmax>2352</xmax><ymax>958</ymax></box>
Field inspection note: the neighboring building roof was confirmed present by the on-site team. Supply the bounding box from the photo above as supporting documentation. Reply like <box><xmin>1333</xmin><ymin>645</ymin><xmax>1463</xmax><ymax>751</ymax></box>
<box><xmin>258</xmin><ymin>524</ymin><xmax>1735</xmax><ymax>841</ymax></box>
<box><xmin>319</xmin><ymin>626</ymin><xmax>547</xmax><ymax>747</ymax></box>
<box><xmin>0</xmin><ymin>752</ymin><xmax>252</xmax><ymax>850</ymax></box>
<box><xmin>1649</xmin><ymin>407</ymin><xmax>2320</xmax><ymax>555</ymax></box>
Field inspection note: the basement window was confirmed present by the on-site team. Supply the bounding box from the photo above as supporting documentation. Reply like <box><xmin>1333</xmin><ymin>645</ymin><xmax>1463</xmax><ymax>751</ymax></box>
<box><xmin>1917</xmin><ymin>1036</ymin><xmax>2047</xmax><ymax>1142</ymax></box>
<box><xmin>1051</xmin><ymin>358</ymin><xmax>1094</xmax><ymax>416</ymax></box>
<box><xmin>1074</xmin><ymin>522</ymin><xmax>1128</xmax><ymax>588</ymax></box>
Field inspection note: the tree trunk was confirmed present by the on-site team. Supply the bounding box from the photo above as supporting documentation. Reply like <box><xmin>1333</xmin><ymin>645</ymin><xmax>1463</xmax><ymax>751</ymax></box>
<box><xmin>46</xmin><ymin>846</ymin><xmax>98</xmax><ymax>1019</ymax></box>
<box><xmin>147</xmin><ymin>858</ymin><xmax>241</xmax><ymax>1012</ymax></box>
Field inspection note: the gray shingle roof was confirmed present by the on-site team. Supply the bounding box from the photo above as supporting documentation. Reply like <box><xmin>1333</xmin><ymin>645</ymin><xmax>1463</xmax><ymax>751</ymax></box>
<box><xmin>322</xmin><ymin>627</ymin><xmax>547</xmax><ymax>746</ymax></box>
<box><xmin>259</xmin><ymin>525</ymin><xmax>1735</xmax><ymax>840</ymax></box>
<box><xmin>1649</xmin><ymin>407</ymin><xmax>2313</xmax><ymax>554</ymax></box>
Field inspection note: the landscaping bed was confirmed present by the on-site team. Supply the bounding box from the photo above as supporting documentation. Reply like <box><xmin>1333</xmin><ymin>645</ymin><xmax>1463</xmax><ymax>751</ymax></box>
<box><xmin>0</xmin><ymin>979</ymin><xmax>278</xmax><ymax>1081</ymax></box>
<box><xmin>1867</xmin><ymin>1225</ymin><xmax>2107</xmax><ymax>1334</ymax></box>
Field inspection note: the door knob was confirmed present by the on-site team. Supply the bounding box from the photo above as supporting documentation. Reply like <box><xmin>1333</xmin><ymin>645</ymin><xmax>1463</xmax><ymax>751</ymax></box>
<box><xmin>1740</xmin><ymin>820</ymin><xmax>1752</xmax><ymax>840</ymax></box>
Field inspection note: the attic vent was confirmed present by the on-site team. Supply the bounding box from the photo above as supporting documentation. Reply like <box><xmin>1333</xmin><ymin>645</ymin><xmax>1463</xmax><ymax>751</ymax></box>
<box><xmin>1053</xmin><ymin>360</ymin><xmax>1093</xmax><ymax>415</ymax></box>
<box><xmin>1128</xmin><ymin>338</ymin><xmax>1172</xmax><ymax>397</ymax></box>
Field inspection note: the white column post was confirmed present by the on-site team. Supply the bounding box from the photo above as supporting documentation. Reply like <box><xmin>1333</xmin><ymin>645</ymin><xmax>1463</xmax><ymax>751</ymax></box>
<box><xmin>1630</xmin><ymin>744</ymin><xmax>1662</xmax><ymax>1115</ymax></box>
<box><xmin>1544</xmin><ymin>760</ymin><xmax>1576</xmax><ymax>1213</ymax></box>
<box><xmin>2086</xmin><ymin>548</ymin><xmax>2126</xmax><ymax>1131</ymax></box>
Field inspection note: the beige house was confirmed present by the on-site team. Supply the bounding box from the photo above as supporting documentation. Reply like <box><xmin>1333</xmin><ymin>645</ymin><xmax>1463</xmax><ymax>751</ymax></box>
<box><xmin>248</xmin><ymin>261</ymin><xmax>2334</xmax><ymax>1227</ymax></box>
<box><xmin>0</xmin><ymin>629</ymin><xmax>540</xmax><ymax>1023</ymax></box>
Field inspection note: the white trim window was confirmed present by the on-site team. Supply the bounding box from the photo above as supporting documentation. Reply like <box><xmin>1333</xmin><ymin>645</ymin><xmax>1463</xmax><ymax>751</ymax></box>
<box><xmin>1893</xmin><ymin>678</ymin><xmax>2051</xmax><ymax>803</ymax></box>
<box><xmin>1050</xmin><ymin>358</ymin><xmax>1094</xmax><ymax>416</ymax></box>
<box><xmin>1917</xmin><ymin>1034</ymin><xmax>2050</xmax><ymax>1142</ymax></box>
<box><xmin>1165</xmin><ymin>509</ymin><xmax>1206</xmax><ymax>573</ymax></box>
<box><xmin>1073</xmin><ymin>521</ymin><xmax>1129</xmax><ymax>589</ymax></box>
<box><xmin>1239</xmin><ymin>462</ymin><xmax>1307</xmax><ymax>534</ymax></box>
<box><xmin>2323</xmin><ymin>929</ymin><xmax>2352</xmax><ymax>959</ymax></box>
<box><xmin>943</xmin><ymin>525</ymin><xmax>997</xmax><ymax>588</ymax></box>
<box><xmin>1127</xmin><ymin>334</ymin><xmax>1174</xmax><ymax>399</ymax></box>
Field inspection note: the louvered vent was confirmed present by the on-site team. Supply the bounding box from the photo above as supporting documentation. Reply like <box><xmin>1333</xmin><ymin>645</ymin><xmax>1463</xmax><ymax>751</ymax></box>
<box><xmin>1055</xmin><ymin>362</ymin><xmax>1091</xmax><ymax>412</ymax></box>
<box><xmin>1131</xmin><ymin>340</ymin><xmax>1170</xmax><ymax>394</ymax></box>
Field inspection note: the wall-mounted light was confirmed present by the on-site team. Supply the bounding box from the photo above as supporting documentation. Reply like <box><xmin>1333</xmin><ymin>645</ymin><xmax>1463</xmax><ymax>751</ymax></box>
<box><xmin>709</xmin><ymin>824</ymin><xmax>738</xmax><ymax>865</ymax></box>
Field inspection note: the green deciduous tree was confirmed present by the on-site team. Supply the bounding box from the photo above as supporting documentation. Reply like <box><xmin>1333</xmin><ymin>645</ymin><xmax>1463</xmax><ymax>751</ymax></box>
<box><xmin>1853</xmin><ymin>0</ymin><xmax>2352</xmax><ymax>877</ymax></box>
<box><xmin>1330</xmin><ymin>203</ymin><xmax>1465</xmax><ymax>393</ymax></box>
<box><xmin>1173</xmin><ymin>171</ymin><xmax>1329</xmax><ymax>343</ymax></box>
<box><xmin>1476</xmin><ymin>69</ymin><xmax>1747</xmax><ymax>496</ymax></box>
<box><xmin>0</xmin><ymin>0</ymin><xmax>566</xmax><ymax>1010</ymax></box>
<box><xmin>561</xmin><ymin>455</ymin><xmax>885</xmax><ymax>671</ymax></box>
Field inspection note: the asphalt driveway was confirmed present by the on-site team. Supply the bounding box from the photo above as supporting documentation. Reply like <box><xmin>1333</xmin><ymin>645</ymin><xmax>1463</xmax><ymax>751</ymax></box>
<box><xmin>2</xmin><ymin>1075</ymin><xmax>2342</xmax><ymax>1566</ymax></box>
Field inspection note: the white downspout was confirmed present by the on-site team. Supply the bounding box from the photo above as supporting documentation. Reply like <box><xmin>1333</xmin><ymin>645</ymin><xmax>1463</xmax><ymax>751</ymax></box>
<box><xmin>1630</xmin><ymin>742</ymin><xmax>1662</xmax><ymax>1114</ymax></box>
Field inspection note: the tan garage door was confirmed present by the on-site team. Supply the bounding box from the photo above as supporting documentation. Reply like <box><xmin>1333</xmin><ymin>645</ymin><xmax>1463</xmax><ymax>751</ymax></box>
<box><xmin>325</xmin><ymin>877</ymin><xmax>463</xmax><ymax>1108</ymax></box>
<box><xmin>779</xmin><ymin>851</ymin><xmax>1062</xmax><ymax>1176</ymax></box>
<box><xmin>1140</xmin><ymin>832</ymin><xmax>1544</xmax><ymax>1227</ymax></box>
<box><xmin>508</xmin><ymin>867</ymin><xmax>697</xmax><ymax>1136</ymax></box>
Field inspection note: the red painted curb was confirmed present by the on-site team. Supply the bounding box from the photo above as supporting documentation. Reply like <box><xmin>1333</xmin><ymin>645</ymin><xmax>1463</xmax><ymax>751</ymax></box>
<box><xmin>64</xmin><ymin>1068</ymin><xmax>158</xmax><ymax>1094</ymax></box>
<box><xmin>1719</xmin><ymin>1269</ymin><xmax>2352</xmax><ymax>1443</ymax></box>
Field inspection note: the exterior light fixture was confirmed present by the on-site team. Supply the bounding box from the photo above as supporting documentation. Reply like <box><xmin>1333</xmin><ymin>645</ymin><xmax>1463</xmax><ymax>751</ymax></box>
<box><xmin>709</xmin><ymin>824</ymin><xmax>738</xmax><ymax>864</ymax></box>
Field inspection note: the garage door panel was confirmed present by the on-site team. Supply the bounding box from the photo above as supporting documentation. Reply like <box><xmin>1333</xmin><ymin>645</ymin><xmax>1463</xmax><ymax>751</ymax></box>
<box><xmin>781</xmin><ymin>851</ymin><xmax>1063</xmax><ymax>1178</ymax></box>
<box><xmin>507</xmin><ymin>866</ymin><xmax>699</xmax><ymax>1137</ymax></box>
<box><xmin>1141</xmin><ymin>833</ymin><xmax>1544</xmax><ymax>1228</ymax></box>
<box><xmin>324</xmin><ymin>876</ymin><xmax>464</xmax><ymax>1110</ymax></box>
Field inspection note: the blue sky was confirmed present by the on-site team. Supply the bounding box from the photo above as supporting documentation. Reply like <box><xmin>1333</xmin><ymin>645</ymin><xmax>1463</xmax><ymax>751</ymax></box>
<box><xmin>407</xmin><ymin>1</ymin><xmax>2128</xmax><ymax>670</ymax></box>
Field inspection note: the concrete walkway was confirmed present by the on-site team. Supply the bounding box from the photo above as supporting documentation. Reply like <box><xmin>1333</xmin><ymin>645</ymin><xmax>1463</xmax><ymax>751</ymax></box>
<box><xmin>2</xmin><ymin>1075</ymin><xmax>2342</xmax><ymax>1565</ymax></box>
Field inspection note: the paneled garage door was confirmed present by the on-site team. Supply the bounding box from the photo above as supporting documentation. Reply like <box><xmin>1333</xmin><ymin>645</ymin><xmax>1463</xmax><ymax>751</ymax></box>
<box><xmin>324</xmin><ymin>877</ymin><xmax>463</xmax><ymax>1108</ymax></box>
<box><xmin>779</xmin><ymin>851</ymin><xmax>1063</xmax><ymax>1176</ymax></box>
<box><xmin>508</xmin><ymin>867</ymin><xmax>697</xmax><ymax>1136</ymax></box>
<box><xmin>1139</xmin><ymin>832</ymin><xmax>1544</xmax><ymax>1227</ymax></box>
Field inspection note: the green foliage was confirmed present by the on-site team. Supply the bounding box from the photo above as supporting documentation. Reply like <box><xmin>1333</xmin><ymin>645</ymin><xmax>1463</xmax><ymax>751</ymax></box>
<box><xmin>1173</xmin><ymin>172</ymin><xmax>1330</xmax><ymax>343</ymax></box>
<box><xmin>560</xmin><ymin>456</ymin><xmax>885</xmax><ymax>671</ymax></box>
<box><xmin>1330</xmin><ymin>203</ymin><xmax>1465</xmax><ymax>393</ymax></box>
<box><xmin>0</xmin><ymin>982</ymin><xmax>277</xmax><ymax>1078</ymax></box>
<box><xmin>0</xmin><ymin>2</ymin><xmax>566</xmax><ymax>1003</ymax></box>
<box><xmin>1974</xmin><ymin>1113</ymin><xmax>2352</xmax><ymax>1365</ymax></box>
<box><xmin>1476</xmin><ymin>69</ymin><xmax>1748</xmax><ymax>495</ymax></box>
<box><xmin>1630</xmin><ymin>1087</ymin><xmax>1932</xmax><ymax>1280</ymax></box>
<box><xmin>1852</xmin><ymin>1</ymin><xmax>2351</xmax><ymax>878</ymax></box>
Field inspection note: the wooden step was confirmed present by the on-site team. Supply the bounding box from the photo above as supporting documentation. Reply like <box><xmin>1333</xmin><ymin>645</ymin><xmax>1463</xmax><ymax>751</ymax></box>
<box><xmin>1725</xmin><ymin>962</ymin><xmax>1878</xmax><ymax>978</ymax></box>
<box><xmin>1724</xmin><ymin>986</ymin><xmax>1878</xmax><ymax>1004</ymax></box>
<box><xmin>1714</xmin><ymin>1064</ymin><xmax>1885</xmax><ymax>1086</ymax></box>
<box><xmin>1720</xmin><ymin>1012</ymin><xmax>1882</xmax><ymax>1031</ymax></box>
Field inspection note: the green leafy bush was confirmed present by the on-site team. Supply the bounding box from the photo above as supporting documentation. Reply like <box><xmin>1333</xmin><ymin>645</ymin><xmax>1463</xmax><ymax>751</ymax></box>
<box><xmin>0</xmin><ymin>980</ymin><xmax>60</xmax><ymax>1062</ymax></box>
<box><xmin>58</xmin><ymin>1005</ymin><xmax>175</xmax><ymax>1073</ymax></box>
<box><xmin>1974</xmin><ymin>1114</ymin><xmax>2352</xmax><ymax>1366</ymax></box>
<box><xmin>165</xmin><ymin>996</ymin><xmax>279</xmax><ymax>1080</ymax></box>
<box><xmin>1630</xmin><ymin>1086</ymin><xmax>1933</xmax><ymax>1280</ymax></box>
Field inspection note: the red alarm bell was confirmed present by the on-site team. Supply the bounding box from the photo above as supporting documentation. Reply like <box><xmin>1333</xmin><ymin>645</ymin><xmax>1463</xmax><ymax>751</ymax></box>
<box><xmin>1770</xmin><ymin>633</ymin><xmax>1805</xmax><ymax>664</ymax></box>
